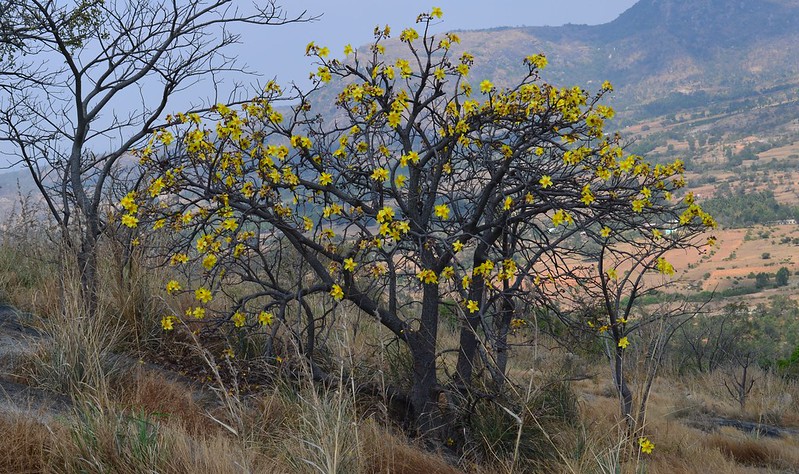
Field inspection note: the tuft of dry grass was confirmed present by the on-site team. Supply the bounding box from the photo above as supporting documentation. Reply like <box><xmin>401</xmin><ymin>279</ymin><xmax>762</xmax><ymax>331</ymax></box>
<box><xmin>24</xmin><ymin>275</ymin><xmax>126</xmax><ymax>403</ymax></box>
<box><xmin>112</xmin><ymin>368</ymin><xmax>214</xmax><ymax>436</ymax></box>
<box><xmin>0</xmin><ymin>414</ymin><xmax>54</xmax><ymax>473</ymax></box>
<box><xmin>361</xmin><ymin>422</ymin><xmax>461</xmax><ymax>474</ymax></box>
<box><xmin>704</xmin><ymin>432</ymin><xmax>799</xmax><ymax>471</ymax></box>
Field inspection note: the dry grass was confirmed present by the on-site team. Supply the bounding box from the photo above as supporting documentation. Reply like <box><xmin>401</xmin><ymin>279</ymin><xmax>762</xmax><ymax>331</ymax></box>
<box><xmin>361</xmin><ymin>423</ymin><xmax>461</xmax><ymax>474</ymax></box>
<box><xmin>0</xmin><ymin>414</ymin><xmax>54</xmax><ymax>473</ymax></box>
<box><xmin>3</xmin><ymin>223</ymin><xmax>799</xmax><ymax>473</ymax></box>
<box><xmin>112</xmin><ymin>368</ymin><xmax>214</xmax><ymax>435</ymax></box>
<box><xmin>23</xmin><ymin>273</ymin><xmax>125</xmax><ymax>403</ymax></box>
<box><xmin>704</xmin><ymin>432</ymin><xmax>799</xmax><ymax>470</ymax></box>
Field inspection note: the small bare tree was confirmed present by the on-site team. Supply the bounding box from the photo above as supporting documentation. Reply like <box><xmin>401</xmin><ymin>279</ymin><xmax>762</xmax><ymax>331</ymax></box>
<box><xmin>0</xmin><ymin>0</ymin><xmax>311</xmax><ymax>312</ymax></box>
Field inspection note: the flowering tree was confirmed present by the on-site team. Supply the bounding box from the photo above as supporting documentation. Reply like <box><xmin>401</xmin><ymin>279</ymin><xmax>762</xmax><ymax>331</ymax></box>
<box><xmin>126</xmin><ymin>9</ymin><xmax>715</xmax><ymax>438</ymax></box>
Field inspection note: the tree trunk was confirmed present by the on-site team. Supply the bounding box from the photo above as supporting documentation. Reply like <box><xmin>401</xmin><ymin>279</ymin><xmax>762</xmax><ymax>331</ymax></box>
<box><xmin>612</xmin><ymin>346</ymin><xmax>634</xmax><ymax>427</ymax></box>
<box><xmin>76</xmin><ymin>220</ymin><xmax>100</xmax><ymax>317</ymax></box>
<box><xmin>492</xmin><ymin>291</ymin><xmax>514</xmax><ymax>390</ymax></box>
<box><xmin>408</xmin><ymin>281</ymin><xmax>441</xmax><ymax>436</ymax></box>
<box><xmin>455</xmin><ymin>243</ymin><xmax>490</xmax><ymax>388</ymax></box>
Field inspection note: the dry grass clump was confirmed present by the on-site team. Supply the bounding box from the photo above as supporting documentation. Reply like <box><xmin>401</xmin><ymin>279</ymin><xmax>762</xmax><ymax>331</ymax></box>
<box><xmin>23</xmin><ymin>284</ymin><xmax>126</xmax><ymax>402</ymax></box>
<box><xmin>361</xmin><ymin>422</ymin><xmax>461</xmax><ymax>474</ymax></box>
<box><xmin>112</xmin><ymin>368</ymin><xmax>214</xmax><ymax>436</ymax></box>
<box><xmin>704</xmin><ymin>430</ymin><xmax>799</xmax><ymax>471</ymax></box>
<box><xmin>0</xmin><ymin>413</ymin><xmax>54</xmax><ymax>473</ymax></box>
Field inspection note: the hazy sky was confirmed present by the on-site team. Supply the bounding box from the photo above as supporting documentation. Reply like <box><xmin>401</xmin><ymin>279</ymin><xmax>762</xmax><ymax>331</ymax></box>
<box><xmin>235</xmin><ymin>1</ymin><xmax>639</xmax><ymax>87</ymax></box>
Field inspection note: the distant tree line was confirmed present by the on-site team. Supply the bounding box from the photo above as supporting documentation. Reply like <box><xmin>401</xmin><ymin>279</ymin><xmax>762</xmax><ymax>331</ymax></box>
<box><xmin>702</xmin><ymin>184</ymin><xmax>799</xmax><ymax>228</ymax></box>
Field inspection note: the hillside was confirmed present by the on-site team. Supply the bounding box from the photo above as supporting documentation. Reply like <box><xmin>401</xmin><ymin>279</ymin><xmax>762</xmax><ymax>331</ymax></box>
<box><xmin>458</xmin><ymin>0</ymin><xmax>799</xmax><ymax>117</ymax></box>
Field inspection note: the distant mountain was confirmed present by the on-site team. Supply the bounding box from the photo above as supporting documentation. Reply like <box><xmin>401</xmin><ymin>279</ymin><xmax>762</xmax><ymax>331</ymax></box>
<box><xmin>453</xmin><ymin>0</ymin><xmax>799</xmax><ymax>116</ymax></box>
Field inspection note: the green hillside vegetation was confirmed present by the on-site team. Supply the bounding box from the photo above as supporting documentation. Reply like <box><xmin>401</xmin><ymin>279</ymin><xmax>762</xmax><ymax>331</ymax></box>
<box><xmin>702</xmin><ymin>185</ymin><xmax>799</xmax><ymax>228</ymax></box>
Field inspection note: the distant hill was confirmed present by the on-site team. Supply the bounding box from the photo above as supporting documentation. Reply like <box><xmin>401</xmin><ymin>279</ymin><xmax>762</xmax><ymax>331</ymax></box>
<box><xmin>451</xmin><ymin>0</ymin><xmax>799</xmax><ymax>118</ymax></box>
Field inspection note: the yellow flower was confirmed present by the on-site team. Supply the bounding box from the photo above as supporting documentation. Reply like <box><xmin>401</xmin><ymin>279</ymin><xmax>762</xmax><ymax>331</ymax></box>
<box><xmin>417</xmin><ymin>269</ymin><xmax>438</xmax><ymax>285</ymax></box>
<box><xmin>387</xmin><ymin>111</ymin><xmax>402</xmax><ymax>128</ymax></box>
<box><xmin>479</xmin><ymin>79</ymin><xmax>494</xmax><ymax>93</ymax></box>
<box><xmin>148</xmin><ymin>177</ymin><xmax>165</xmax><ymax>197</ymax></box>
<box><xmin>343</xmin><ymin>258</ymin><xmax>357</xmax><ymax>272</ymax></box>
<box><xmin>652</xmin><ymin>229</ymin><xmax>663</xmax><ymax>240</ymax></box>
<box><xmin>189</xmin><ymin>307</ymin><xmax>205</xmax><ymax>319</ymax></box>
<box><xmin>221</xmin><ymin>218</ymin><xmax>238</xmax><ymax>231</ymax></box>
<box><xmin>656</xmin><ymin>257</ymin><xmax>675</xmax><ymax>276</ymax></box>
<box><xmin>638</xmin><ymin>437</ymin><xmax>655</xmax><ymax>454</ymax></box>
<box><xmin>395</xmin><ymin>175</ymin><xmax>406</xmax><ymax>188</ymax></box>
<box><xmin>551</xmin><ymin>209</ymin><xmax>571</xmax><ymax>227</ymax></box>
<box><xmin>453</xmin><ymin>240</ymin><xmax>464</xmax><ymax>253</ymax></box>
<box><xmin>580</xmin><ymin>185</ymin><xmax>595</xmax><ymax>205</ymax></box>
<box><xmin>606</xmin><ymin>268</ymin><xmax>618</xmax><ymax>280</ymax></box>
<box><xmin>120</xmin><ymin>192</ymin><xmax>137</xmax><ymax>212</ymax></box>
<box><xmin>433</xmin><ymin>68</ymin><xmax>445</xmax><ymax>81</ymax></box>
<box><xmin>441</xmin><ymin>266</ymin><xmax>455</xmax><ymax>280</ymax></box>
<box><xmin>344</xmin><ymin>44</ymin><xmax>353</xmax><ymax>56</ymax></box>
<box><xmin>330</xmin><ymin>284</ymin><xmax>344</xmax><ymax>301</ymax></box>
<box><xmin>474</xmin><ymin>260</ymin><xmax>495</xmax><ymax>277</ymax></box>
<box><xmin>170</xmin><ymin>253</ymin><xmax>189</xmax><ymax>266</ymax></box>
<box><xmin>258</xmin><ymin>311</ymin><xmax>273</xmax><ymax>326</ymax></box>
<box><xmin>466</xmin><ymin>300</ymin><xmax>479</xmax><ymax>313</ymax></box>
<box><xmin>602</xmin><ymin>80</ymin><xmax>614</xmax><ymax>91</ymax></box>
<box><xmin>376</xmin><ymin>206</ymin><xmax>395</xmax><ymax>223</ymax></box>
<box><xmin>434</xmin><ymin>204</ymin><xmax>450</xmax><ymax>220</ymax></box>
<box><xmin>525</xmin><ymin>54</ymin><xmax>548</xmax><ymax>69</ymax></box>
<box><xmin>166</xmin><ymin>280</ymin><xmax>181</xmax><ymax>295</ymax></box>
<box><xmin>371</xmin><ymin>167</ymin><xmax>389</xmax><ymax>182</ymax></box>
<box><xmin>121</xmin><ymin>214</ymin><xmax>139</xmax><ymax>228</ymax></box>
<box><xmin>510</xmin><ymin>318</ymin><xmax>526</xmax><ymax>329</ymax></box>
<box><xmin>539</xmin><ymin>175</ymin><xmax>553</xmax><ymax>188</ymax></box>
<box><xmin>431</xmin><ymin>6</ymin><xmax>443</xmax><ymax>18</ymax></box>
<box><xmin>232</xmin><ymin>311</ymin><xmax>246</xmax><ymax>328</ymax></box>
<box><xmin>600</xmin><ymin>226</ymin><xmax>612</xmax><ymax>238</ymax></box>
<box><xmin>503</xmin><ymin>196</ymin><xmax>513</xmax><ymax>211</ymax></box>
<box><xmin>319</xmin><ymin>172</ymin><xmax>333</xmax><ymax>186</ymax></box>
<box><xmin>618</xmin><ymin>336</ymin><xmax>630</xmax><ymax>349</ymax></box>
<box><xmin>161</xmin><ymin>315</ymin><xmax>175</xmax><ymax>331</ymax></box>
<box><xmin>400</xmin><ymin>28</ymin><xmax>419</xmax><ymax>43</ymax></box>
<box><xmin>202</xmin><ymin>253</ymin><xmax>218</xmax><ymax>270</ymax></box>
<box><xmin>195</xmin><ymin>287</ymin><xmax>213</xmax><ymax>304</ymax></box>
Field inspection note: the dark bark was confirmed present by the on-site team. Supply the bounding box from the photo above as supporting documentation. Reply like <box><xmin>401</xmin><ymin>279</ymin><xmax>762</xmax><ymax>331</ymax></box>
<box><xmin>408</xmin><ymin>281</ymin><xmax>441</xmax><ymax>436</ymax></box>
<box><xmin>613</xmin><ymin>346</ymin><xmax>634</xmax><ymax>427</ymax></box>
<box><xmin>454</xmin><ymin>240</ymin><xmax>490</xmax><ymax>388</ymax></box>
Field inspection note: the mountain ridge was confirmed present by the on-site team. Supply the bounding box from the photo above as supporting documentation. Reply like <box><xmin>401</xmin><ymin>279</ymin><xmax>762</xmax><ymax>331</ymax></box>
<box><xmin>449</xmin><ymin>0</ymin><xmax>799</xmax><ymax>113</ymax></box>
